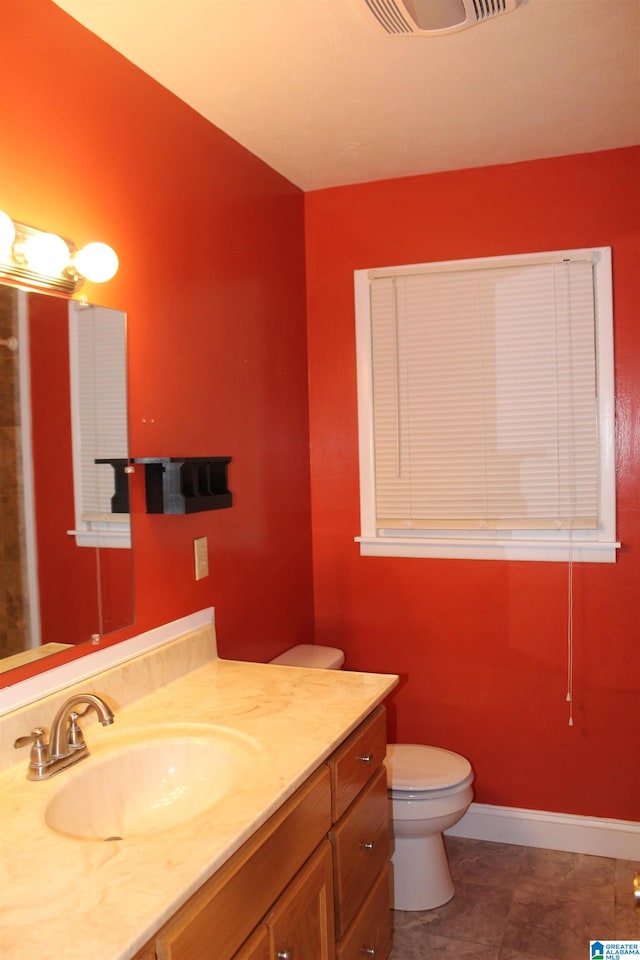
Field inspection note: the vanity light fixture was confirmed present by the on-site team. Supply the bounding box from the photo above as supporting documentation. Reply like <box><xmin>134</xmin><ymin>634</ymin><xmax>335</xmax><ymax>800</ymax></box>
<box><xmin>0</xmin><ymin>209</ymin><xmax>118</xmax><ymax>294</ymax></box>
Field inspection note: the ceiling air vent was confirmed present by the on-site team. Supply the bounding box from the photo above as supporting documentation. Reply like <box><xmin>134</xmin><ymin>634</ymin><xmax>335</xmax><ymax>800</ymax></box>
<box><xmin>363</xmin><ymin>0</ymin><xmax>519</xmax><ymax>35</ymax></box>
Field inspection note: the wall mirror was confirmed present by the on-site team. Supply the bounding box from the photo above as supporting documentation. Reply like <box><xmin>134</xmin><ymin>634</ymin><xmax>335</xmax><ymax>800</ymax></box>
<box><xmin>0</xmin><ymin>283</ymin><xmax>134</xmax><ymax>679</ymax></box>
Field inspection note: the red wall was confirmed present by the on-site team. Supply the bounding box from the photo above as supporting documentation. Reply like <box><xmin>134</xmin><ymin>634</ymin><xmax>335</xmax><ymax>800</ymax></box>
<box><xmin>1</xmin><ymin>0</ymin><xmax>314</xmax><ymax>678</ymax></box>
<box><xmin>2</xmin><ymin>1</ymin><xmax>638</xmax><ymax>826</ymax></box>
<box><xmin>305</xmin><ymin>148</ymin><xmax>640</xmax><ymax>822</ymax></box>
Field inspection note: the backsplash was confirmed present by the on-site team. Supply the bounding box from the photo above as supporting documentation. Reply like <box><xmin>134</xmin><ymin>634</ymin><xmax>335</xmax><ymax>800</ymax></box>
<box><xmin>0</xmin><ymin>612</ymin><xmax>217</xmax><ymax>773</ymax></box>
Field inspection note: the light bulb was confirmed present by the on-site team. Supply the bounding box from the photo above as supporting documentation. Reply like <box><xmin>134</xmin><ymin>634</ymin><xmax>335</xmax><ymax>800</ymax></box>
<box><xmin>75</xmin><ymin>242</ymin><xmax>119</xmax><ymax>283</ymax></box>
<box><xmin>22</xmin><ymin>231</ymin><xmax>70</xmax><ymax>276</ymax></box>
<box><xmin>0</xmin><ymin>211</ymin><xmax>15</xmax><ymax>256</ymax></box>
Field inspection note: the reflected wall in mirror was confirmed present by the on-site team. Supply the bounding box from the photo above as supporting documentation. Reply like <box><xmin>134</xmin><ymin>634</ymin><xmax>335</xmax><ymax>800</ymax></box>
<box><xmin>0</xmin><ymin>284</ymin><xmax>134</xmax><ymax>675</ymax></box>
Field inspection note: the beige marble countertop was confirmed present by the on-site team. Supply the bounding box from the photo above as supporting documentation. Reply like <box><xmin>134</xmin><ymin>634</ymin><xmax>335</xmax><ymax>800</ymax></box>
<box><xmin>0</xmin><ymin>656</ymin><xmax>397</xmax><ymax>960</ymax></box>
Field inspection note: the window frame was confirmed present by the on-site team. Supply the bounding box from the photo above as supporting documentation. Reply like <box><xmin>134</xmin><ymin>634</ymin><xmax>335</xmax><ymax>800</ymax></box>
<box><xmin>354</xmin><ymin>247</ymin><xmax>619</xmax><ymax>563</ymax></box>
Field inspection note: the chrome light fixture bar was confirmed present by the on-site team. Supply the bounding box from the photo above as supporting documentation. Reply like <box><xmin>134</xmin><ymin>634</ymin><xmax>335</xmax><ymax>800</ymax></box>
<box><xmin>0</xmin><ymin>209</ymin><xmax>118</xmax><ymax>295</ymax></box>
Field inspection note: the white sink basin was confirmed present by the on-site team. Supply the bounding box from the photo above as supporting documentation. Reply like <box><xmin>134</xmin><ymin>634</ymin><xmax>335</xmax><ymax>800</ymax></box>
<box><xmin>44</xmin><ymin>724</ymin><xmax>264</xmax><ymax>841</ymax></box>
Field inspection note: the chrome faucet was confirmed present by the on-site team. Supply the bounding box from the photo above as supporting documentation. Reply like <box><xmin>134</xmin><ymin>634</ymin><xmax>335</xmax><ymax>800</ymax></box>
<box><xmin>48</xmin><ymin>694</ymin><xmax>114</xmax><ymax>758</ymax></box>
<box><xmin>15</xmin><ymin>694</ymin><xmax>114</xmax><ymax>781</ymax></box>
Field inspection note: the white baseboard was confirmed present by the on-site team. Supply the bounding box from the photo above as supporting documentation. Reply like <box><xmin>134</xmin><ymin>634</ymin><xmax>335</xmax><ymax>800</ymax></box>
<box><xmin>445</xmin><ymin>802</ymin><xmax>640</xmax><ymax>860</ymax></box>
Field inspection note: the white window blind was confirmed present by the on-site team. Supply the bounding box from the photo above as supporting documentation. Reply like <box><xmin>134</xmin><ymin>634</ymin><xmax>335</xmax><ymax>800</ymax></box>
<box><xmin>355</xmin><ymin>248</ymin><xmax>618</xmax><ymax>562</ymax></box>
<box><xmin>68</xmin><ymin>303</ymin><xmax>130</xmax><ymax>549</ymax></box>
<box><xmin>76</xmin><ymin>308</ymin><xmax>127</xmax><ymax>517</ymax></box>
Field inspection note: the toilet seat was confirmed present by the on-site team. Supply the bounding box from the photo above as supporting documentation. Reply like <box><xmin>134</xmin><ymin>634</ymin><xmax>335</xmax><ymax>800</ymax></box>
<box><xmin>385</xmin><ymin>744</ymin><xmax>473</xmax><ymax>798</ymax></box>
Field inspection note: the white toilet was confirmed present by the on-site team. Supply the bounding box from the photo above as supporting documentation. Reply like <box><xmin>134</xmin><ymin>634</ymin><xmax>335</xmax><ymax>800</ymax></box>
<box><xmin>385</xmin><ymin>743</ymin><xmax>473</xmax><ymax>910</ymax></box>
<box><xmin>269</xmin><ymin>644</ymin><xmax>474</xmax><ymax>912</ymax></box>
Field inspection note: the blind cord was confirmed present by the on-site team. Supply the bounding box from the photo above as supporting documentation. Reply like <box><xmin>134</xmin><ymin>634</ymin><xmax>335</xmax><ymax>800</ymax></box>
<box><xmin>567</xmin><ymin>522</ymin><xmax>574</xmax><ymax>726</ymax></box>
<box><xmin>564</xmin><ymin>259</ymin><xmax>575</xmax><ymax>728</ymax></box>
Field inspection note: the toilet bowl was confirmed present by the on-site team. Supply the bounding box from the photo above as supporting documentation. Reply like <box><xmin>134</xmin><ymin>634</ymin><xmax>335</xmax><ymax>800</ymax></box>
<box><xmin>385</xmin><ymin>743</ymin><xmax>473</xmax><ymax>910</ymax></box>
<box><xmin>269</xmin><ymin>645</ymin><xmax>473</xmax><ymax>912</ymax></box>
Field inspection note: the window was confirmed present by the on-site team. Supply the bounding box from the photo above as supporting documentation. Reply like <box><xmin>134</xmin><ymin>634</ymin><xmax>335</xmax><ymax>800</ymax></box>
<box><xmin>68</xmin><ymin>302</ymin><xmax>131</xmax><ymax>549</ymax></box>
<box><xmin>354</xmin><ymin>248</ymin><xmax>618</xmax><ymax>562</ymax></box>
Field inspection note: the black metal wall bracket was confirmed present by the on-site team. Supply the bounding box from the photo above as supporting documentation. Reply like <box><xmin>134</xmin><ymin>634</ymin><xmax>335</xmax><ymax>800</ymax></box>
<box><xmin>95</xmin><ymin>458</ymin><xmax>131</xmax><ymax>514</ymax></box>
<box><xmin>133</xmin><ymin>457</ymin><xmax>232</xmax><ymax>514</ymax></box>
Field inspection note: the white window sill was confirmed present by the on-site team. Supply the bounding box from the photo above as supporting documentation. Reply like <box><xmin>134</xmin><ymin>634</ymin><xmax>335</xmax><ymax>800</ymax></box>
<box><xmin>356</xmin><ymin>536</ymin><xmax>620</xmax><ymax>563</ymax></box>
<box><xmin>67</xmin><ymin>522</ymin><xmax>131</xmax><ymax>550</ymax></box>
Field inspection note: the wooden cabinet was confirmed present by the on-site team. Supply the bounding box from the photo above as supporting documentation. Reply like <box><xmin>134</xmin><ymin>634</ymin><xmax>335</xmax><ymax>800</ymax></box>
<box><xmin>133</xmin><ymin>707</ymin><xmax>390</xmax><ymax>960</ymax></box>
<box><xmin>328</xmin><ymin>707</ymin><xmax>391</xmax><ymax>959</ymax></box>
<box><xmin>330</xmin><ymin>767</ymin><xmax>389</xmax><ymax>937</ymax></box>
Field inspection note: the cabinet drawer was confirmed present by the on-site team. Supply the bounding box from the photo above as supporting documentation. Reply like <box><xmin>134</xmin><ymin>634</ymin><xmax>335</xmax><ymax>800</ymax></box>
<box><xmin>155</xmin><ymin>766</ymin><xmax>331</xmax><ymax>960</ymax></box>
<box><xmin>336</xmin><ymin>864</ymin><xmax>391</xmax><ymax>960</ymax></box>
<box><xmin>329</xmin><ymin>766</ymin><xmax>389</xmax><ymax>938</ymax></box>
<box><xmin>327</xmin><ymin>706</ymin><xmax>387</xmax><ymax>822</ymax></box>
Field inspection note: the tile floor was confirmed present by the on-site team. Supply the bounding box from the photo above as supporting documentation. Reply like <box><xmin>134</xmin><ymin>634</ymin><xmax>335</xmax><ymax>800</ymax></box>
<box><xmin>390</xmin><ymin>836</ymin><xmax>640</xmax><ymax>960</ymax></box>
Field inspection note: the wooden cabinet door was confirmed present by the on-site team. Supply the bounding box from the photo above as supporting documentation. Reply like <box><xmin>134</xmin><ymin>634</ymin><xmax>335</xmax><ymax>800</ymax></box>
<box><xmin>232</xmin><ymin>925</ymin><xmax>270</xmax><ymax>960</ymax></box>
<box><xmin>265</xmin><ymin>841</ymin><xmax>336</xmax><ymax>960</ymax></box>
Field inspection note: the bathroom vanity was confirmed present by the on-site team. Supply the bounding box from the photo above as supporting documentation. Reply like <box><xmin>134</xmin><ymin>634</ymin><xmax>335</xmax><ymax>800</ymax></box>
<box><xmin>0</xmin><ymin>616</ymin><xmax>398</xmax><ymax>960</ymax></box>
<box><xmin>133</xmin><ymin>706</ymin><xmax>389</xmax><ymax>960</ymax></box>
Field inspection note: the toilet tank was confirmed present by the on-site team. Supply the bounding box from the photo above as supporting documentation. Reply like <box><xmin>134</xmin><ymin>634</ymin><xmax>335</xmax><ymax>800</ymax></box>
<box><xmin>269</xmin><ymin>644</ymin><xmax>345</xmax><ymax>669</ymax></box>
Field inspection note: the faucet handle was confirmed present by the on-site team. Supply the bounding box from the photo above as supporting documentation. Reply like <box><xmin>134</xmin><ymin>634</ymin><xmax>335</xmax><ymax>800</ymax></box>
<box><xmin>14</xmin><ymin>727</ymin><xmax>51</xmax><ymax>769</ymax></box>
<box><xmin>14</xmin><ymin>727</ymin><xmax>46</xmax><ymax>749</ymax></box>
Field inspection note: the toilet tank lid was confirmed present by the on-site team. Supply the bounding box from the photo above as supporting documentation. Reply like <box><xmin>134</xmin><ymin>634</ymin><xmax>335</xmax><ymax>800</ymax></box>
<box><xmin>385</xmin><ymin>743</ymin><xmax>472</xmax><ymax>791</ymax></box>
<box><xmin>269</xmin><ymin>644</ymin><xmax>345</xmax><ymax>669</ymax></box>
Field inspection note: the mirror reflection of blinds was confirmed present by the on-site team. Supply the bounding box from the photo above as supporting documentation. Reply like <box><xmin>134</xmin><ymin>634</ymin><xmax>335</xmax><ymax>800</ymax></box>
<box><xmin>369</xmin><ymin>256</ymin><xmax>598</xmax><ymax>532</ymax></box>
<box><xmin>76</xmin><ymin>307</ymin><xmax>128</xmax><ymax>520</ymax></box>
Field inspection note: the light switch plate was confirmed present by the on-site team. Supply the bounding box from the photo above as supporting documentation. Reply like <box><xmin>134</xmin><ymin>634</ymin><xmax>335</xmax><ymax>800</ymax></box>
<box><xmin>194</xmin><ymin>536</ymin><xmax>209</xmax><ymax>580</ymax></box>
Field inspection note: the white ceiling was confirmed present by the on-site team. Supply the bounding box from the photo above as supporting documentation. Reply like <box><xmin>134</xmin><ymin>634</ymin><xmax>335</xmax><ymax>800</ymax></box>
<box><xmin>53</xmin><ymin>0</ymin><xmax>640</xmax><ymax>191</ymax></box>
